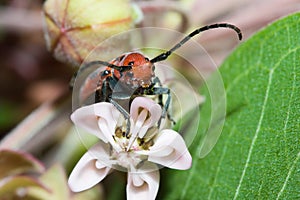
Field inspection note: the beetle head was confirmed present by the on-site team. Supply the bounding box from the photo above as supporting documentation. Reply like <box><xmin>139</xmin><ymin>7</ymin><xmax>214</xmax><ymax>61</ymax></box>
<box><xmin>121</xmin><ymin>52</ymin><xmax>155</xmax><ymax>88</ymax></box>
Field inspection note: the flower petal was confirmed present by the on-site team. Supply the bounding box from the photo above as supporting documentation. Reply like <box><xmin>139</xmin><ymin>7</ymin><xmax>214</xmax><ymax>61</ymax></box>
<box><xmin>127</xmin><ymin>167</ymin><xmax>159</xmax><ymax>200</ymax></box>
<box><xmin>71</xmin><ymin>104</ymin><xmax>105</xmax><ymax>141</ymax></box>
<box><xmin>140</xmin><ymin>129</ymin><xmax>192</xmax><ymax>170</ymax></box>
<box><xmin>68</xmin><ymin>143</ymin><xmax>111</xmax><ymax>192</ymax></box>
<box><xmin>71</xmin><ymin>102</ymin><xmax>120</xmax><ymax>143</ymax></box>
<box><xmin>94</xmin><ymin>102</ymin><xmax>121</xmax><ymax>143</ymax></box>
<box><xmin>130</xmin><ymin>97</ymin><xmax>162</xmax><ymax>138</ymax></box>
<box><xmin>93</xmin><ymin>102</ymin><xmax>120</xmax><ymax>133</ymax></box>
<box><xmin>98</xmin><ymin>119</ymin><xmax>122</xmax><ymax>152</ymax></box>
<box><xmin>128</xmin><ymin>109</ymin><xmax>148</xmax><ymax>148</ymax></box>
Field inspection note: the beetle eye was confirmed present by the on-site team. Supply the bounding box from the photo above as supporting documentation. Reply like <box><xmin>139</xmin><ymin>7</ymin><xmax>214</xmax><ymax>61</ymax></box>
<box><xmin>145</xmin><ymin>57</ymin><xmax>149</xmax><ymax>61</ymax></box>
<box><xmin>128</xmin><ymin>61</ymin><xmax>134</xmax><ymax>66</ymax></box>
<box><xmin>102</xmin><ymin>70</ymin><xmax>110</xmax><ymax>76</ymax></box>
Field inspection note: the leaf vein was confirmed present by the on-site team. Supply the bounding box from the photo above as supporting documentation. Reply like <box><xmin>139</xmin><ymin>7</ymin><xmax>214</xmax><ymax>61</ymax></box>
<box><xmin>272</xmin><ymin>47</ymin><xmax>300</xmax><ymax>71</ymax></box>
<box><xmin>180</xmin><ymin>154</ymin><xmax>198</xmax><ymax>199</ymax></box>
<box><xmin>276</xmin><ymin>48</ymin><xmax>298</xmax><ymax>199</ymax></box>
<box><xmin>233</xmin><ymin>68</ymin><xmax>274</xmax><ymax>200</ymax></box>
<box><xmin>276</xmin><ymin>151</ymin><xmax>300</xmax><ymax>200</ymax></box>
<box><xmin>208</xmin><ymin>127</ymin><xmax>236</xmax><ymax>199</ymax></box>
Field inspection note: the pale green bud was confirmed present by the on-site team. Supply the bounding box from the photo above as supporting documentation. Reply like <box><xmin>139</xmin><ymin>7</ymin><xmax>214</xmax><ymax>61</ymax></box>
<box><xmin>43</xmin><ymin>0</ymin><xmax>143</xmax><ymax>66</ymax></box>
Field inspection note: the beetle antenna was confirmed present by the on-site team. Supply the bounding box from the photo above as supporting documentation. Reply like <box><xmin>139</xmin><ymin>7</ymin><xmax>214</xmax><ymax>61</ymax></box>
<box><xmin>79</xmin><ymin>60</ymin><xmax>132</xmax><ymax>75</ymax></box>
<box><xmin>69</xmin><ymin>60</ymin><xmax>132</xmax><ymax>88</ymax></box>
<box><xmin>150</xmin><ymin>23</ymin><xmax>242</xmax><ymax>63</ymax></box>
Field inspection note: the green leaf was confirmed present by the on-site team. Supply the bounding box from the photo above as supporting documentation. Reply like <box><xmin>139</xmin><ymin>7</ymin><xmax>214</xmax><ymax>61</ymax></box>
<box><xmin>0</xmin><ymin>176</ymin><xmax>47</xmax><ymax>198</ymax></box>
<box><xmin>160</xmin><ymin>13</ymin><xmax>300</xmax><ymax>199</ymax></box>
<box><xmin>27</xmin><ymin>164</ymin><xmax>103</xmax><ymax>200</ymax></box>
<box><xmin>0</xmin><ymin>101</ymin><xmax>17</xmax><ymax>129</ymax></box>
<box><xmin>27</xmin><ymin>164</ymin><xmax>70</xmax><ymax>200</ymax></box>
<box><xmin>0</xmin><ymin>150</ymin><xmax>45</xmax><ymax>179</ymax></box>
<box><xmin>72</xmin><ymin>185</ymin><xmax>104</xmax><ymax>200</ymax></box>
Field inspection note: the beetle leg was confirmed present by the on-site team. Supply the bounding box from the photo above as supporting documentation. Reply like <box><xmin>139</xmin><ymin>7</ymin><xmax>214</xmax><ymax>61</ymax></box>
<box><xmin>151</xmin><ymin>87</ymin><xmax>174</xmax><ymax>125</ymax></box>
<box><xmin>152</xmin><ymin>77</ymin><xmax>164</xmax><ymax>108</ymax></box>
<box><xmin>152</xmin><ymin>78</ymin><xmax>175</xmax><ymax>124</ymax></box>
<box><xmin>95</xmin><ymin>73</ymin><xmax>119</xmax><ymax>103</ymax></box>
<box><xmin>109</xmin><ymin>99</ymin><xmax>131</xmax><ymax>137</ymax></box>
<box><xmin>141</xmin><ymin>86</ymin><xmax>175</xmax><ymax>126</ymax></box>
<box><xmin>95</xmin><ymin>77</ymin><xmax>109</xmax><ymax>102</ymax></box>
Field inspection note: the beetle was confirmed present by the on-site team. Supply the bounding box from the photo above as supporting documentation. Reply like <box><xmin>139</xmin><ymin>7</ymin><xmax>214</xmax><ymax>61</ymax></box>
<box><xmin>72</xmin><ymin>23</ymin><xmax>242</xmax><ymax>134</ymax></box>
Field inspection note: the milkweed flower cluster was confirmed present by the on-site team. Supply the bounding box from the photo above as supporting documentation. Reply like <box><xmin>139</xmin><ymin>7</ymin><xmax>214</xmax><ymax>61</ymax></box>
<box><xmin>68</xmin><ymin>97</ymin><xmax>192</xmax><ymax>200</ymax></box>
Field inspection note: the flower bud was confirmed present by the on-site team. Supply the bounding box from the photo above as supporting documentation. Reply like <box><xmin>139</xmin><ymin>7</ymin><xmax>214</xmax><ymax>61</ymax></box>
<box><xmin>43</xmin><ymin>0</ymin><xmax>142</xmax><ymax>66</ymax></box>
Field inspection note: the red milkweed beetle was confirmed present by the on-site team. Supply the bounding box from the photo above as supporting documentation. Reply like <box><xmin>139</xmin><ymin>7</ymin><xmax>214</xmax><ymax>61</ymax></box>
<box><xmin>72</xmin><ymin>23</ymin><xmax>242</xmax><ymax>135</ymax></box>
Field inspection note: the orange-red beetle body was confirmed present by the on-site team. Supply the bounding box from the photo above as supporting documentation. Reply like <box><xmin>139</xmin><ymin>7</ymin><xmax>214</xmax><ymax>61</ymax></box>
<box><xmin>73</xmin><ymin>23</ymin><xmax>242</xmax><ymax>131</ymax></box>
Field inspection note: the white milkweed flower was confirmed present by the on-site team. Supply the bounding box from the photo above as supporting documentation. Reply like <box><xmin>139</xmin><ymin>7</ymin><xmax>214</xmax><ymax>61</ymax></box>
<box><xmin>68</xmin><ymin>97</ymin><xmax>192</xmax><ymax>200</ymax></box>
